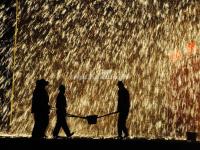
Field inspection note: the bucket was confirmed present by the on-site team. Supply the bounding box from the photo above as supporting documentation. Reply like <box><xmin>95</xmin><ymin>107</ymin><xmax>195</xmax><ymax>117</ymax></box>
<box><xmin>86</xmin><ymin>115</ymin><xmax>98</xmax><ymax>124</ymax></box>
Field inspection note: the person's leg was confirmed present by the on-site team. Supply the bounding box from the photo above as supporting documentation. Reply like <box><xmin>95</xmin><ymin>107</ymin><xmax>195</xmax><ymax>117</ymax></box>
<box><xmin>43</xmin><ymin>115</ymin><xmax>49</xmax><ymax>137</ymax></box>
<box><xmin>53</xmin><ymin>116</ymin><xmax>62</xmax><ymax>137</ymax></box>
<box><xmin>122</xmin><ymin>114</ymin><xmax>129</xmax><ymax>137</ymax></box>
<box><xmin>32</xmin><ymin>114</ymin><xmax>40</xmax><ymax>138</ymax></box>
<box><xmin>118</xmin><ymin>114</ymin><xmax>123</xmax><ymax>138</ymax></box>
<box><xmin>60</xmin><ymin>116</ymin><xmax>72</xmax><ymax>137</ymax></box>
<box><xmin>40</xmin><ymin>114</ymin><xmax>49</xmax><ymax>138</ymax></box>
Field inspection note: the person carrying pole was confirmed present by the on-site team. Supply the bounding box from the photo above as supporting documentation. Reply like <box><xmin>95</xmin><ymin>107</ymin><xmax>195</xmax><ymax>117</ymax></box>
<box><xmin>53</xmin><ymin>85</ymin><xmax>74</xmax><ymax>138</ymax></box>
<box><xmin>117</xmin><ymin>81</ymin><xmax>130</xmax><ymax>139</ymax></box>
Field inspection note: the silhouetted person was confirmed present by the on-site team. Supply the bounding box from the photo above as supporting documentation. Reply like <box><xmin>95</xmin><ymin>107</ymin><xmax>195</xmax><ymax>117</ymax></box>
<box><xmin>117</xmin><ymin>81</ymin><xmax>130</xmax><ymax>138</ymax></box>
<box><xmin>53</xmin><ymin>85</ymin><xmax>74</xmax><ymax>138</ymax></box>
<box><xmin>0</xmin><ymin>89</ymin><xmax>4</xmax><ymax>105</ymax></box>
<box><xmin>31</xmin><ymin>79</ymin><xmax>50</xmax><ymax>138</ymax></box>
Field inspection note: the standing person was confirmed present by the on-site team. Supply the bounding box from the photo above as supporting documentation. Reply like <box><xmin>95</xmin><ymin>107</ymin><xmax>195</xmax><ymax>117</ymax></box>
<box><xmin>53</xmin><ymin>85</ymin><xmax>74</xmax><ymax>138</ymax></box>
<box><xmin>0</xmin><ymin>89</ymin><xmax>4</xmax><ymax>105</ymax></box>
<box><xmin>117</xmin><ymin>81</ymin><xmax>130</xmax><ymax>138</ymax></box>
<box><xmin>31</xmin><ymin>79</ymin><xmax>50</xmax><ymax>138</ymax></box>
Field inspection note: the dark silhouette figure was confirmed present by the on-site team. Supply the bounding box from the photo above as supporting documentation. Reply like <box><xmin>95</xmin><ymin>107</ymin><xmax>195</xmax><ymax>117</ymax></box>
<box><xmin>0</xmin><ymin>89</ymin><xmax>4</xmax><ymax>105</ymax></box>
<box><xmin>117</xmin><ymin>81</ymin><xmax>130</xmax><ymax>138</ymax></box>
<box><xmin>53</xmin><ymin>85</ymin><xmax>74</xmax><ymax>138</ymax></box>
<box><xmin>31</xmin><ymin>79</ymin><xmax>50</xmax><ymax>138</ymax></box>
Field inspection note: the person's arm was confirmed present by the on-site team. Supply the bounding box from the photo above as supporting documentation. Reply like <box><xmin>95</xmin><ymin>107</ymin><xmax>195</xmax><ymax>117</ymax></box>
<box><xmin>45</xmin><ymin>91</ymin><xmax>50</xmax><ymax>113</ymax></box>
<box><xmin>65</xmin><ymin>96</ymin><xmax>67</xmax><ymax>112</ymax></box>
<box><xmin>31</xmin><ymin>91</ymin><xmax>36</xmax><ymax>113</ymax></box>
<box><xmin>117</xmin><ymin>91</ymin><xmax>120</xmax><ymax>112</ymax></box>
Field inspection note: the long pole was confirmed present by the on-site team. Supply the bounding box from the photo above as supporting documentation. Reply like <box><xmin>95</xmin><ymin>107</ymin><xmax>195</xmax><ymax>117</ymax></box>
<box><xmin>10</xmin><ymin>0</ymin><xmax>19</xmax><ymax>125</ymax></box>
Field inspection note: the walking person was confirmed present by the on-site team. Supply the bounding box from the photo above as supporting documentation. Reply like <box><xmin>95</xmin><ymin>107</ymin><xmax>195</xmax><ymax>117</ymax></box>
<box><xmin>53</xmin><ymin>85</ymin><xmax>74</xmax><ymax>138</ymax></box>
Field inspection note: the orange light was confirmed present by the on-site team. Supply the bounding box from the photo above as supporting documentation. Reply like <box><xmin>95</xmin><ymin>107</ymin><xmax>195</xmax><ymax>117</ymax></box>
<box><xmin>169</xmin><ymin>50</ymin><xmax>183</xmax><ymax>62</ymax></box>
<box><xmin>187</xmin><ymin>41</ymin><xmax>196</xmax><ymax>55</ymax></box>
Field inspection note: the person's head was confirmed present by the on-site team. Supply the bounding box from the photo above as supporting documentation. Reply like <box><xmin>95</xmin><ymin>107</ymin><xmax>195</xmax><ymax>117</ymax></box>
<box><xmin>117</xmin><ymin>81</ymin><xmax>124</xmax><ymax>89</ymax></box>
<box><xmin>36</xmin><ymin>79</ymin><xmax>49</xmax><ymax>88</ymax></box>
<box><xmin>59</xmin><ymin>85</ymin><xmax>65</xmax><ymax>93</ymax></box>
<box><xmin>40</xmin><ymin>79</ymin><xmax>49</xmax><ymax>87</ymax></box>
<box><xmin>36</xmin><ymin>80</ymin><xmax>40</xmax><ymax>87</ymax></box>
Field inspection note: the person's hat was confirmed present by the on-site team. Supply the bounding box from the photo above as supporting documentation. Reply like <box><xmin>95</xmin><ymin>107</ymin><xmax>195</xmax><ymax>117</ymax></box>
<box><xmin>117</xmin><ymin>81</ymin><xmax>124</xmax><ymax>87</ymax></box>
<box><xmin>39</xmin><ymin>79</ymin><xmax>49</xmax><ymax>86</ymax></box>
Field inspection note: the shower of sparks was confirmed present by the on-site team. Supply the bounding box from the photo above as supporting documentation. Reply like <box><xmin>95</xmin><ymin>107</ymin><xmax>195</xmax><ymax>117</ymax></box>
<box><xmin>0</xmin><ymin>0</ymin><xmax>14</xmax><ymax>132</ymax></box>
<box><xmin>0</xmin><ymin>0</ymin><xmax>200</xmax><ymax>140</ymax></box>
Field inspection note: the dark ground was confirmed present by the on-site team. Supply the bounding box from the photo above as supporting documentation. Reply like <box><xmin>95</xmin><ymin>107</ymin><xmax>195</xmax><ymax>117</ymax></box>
<box><xmin>0</xmin><ymin>137</ymin><xmax>200</xmax><ymax>149</ymax></box>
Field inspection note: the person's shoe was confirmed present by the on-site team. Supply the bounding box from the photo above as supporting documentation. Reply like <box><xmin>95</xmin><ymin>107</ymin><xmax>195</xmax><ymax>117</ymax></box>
<box><xmin>124</xmin><ymin>135</ymin><xmax>129</xmax><ymax>139</ymax></box>
<box><xmin>43</xmin><ymin>135</ymin><xmax>48</xmax><ymax>139</ymax></box>
<box><xmin>53</xmin><ymin>135</ymin><xmax>60</xmax><ymax>139</ymax></box>
<box><xmin>117</xmin><ymin>135</ymin><xmax>123</xmax><ymax>139</ymax></box>
<box><xmin>124</xmin><ymin>134</ymin><xmax>129</xmax><ymax>138</ymax></box>
<box><xmin>67</xmin><ymin>132</ymin><xmax>74</xmax><ymax>138</ymax></box>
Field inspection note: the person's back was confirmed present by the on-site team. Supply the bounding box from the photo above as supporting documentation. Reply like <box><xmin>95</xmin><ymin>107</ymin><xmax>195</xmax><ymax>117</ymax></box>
<box><xmin>118</xmin><ymin>87</ymin><xmax>130</xmax><ymax>114</ymax></box>
<box><xmin>39</xmin><ymin>87</ymin><xmax>50</xmax><ymax>115</ymax></box>
<box><xmin>32</xmin><ymin>86</ymin><xmax>49</xmax><ymax>115</ymax></box>
<box><xmin>56</xmin><ymin>92</ymin><xmax>66</xmax><ymax>116</ymax></box>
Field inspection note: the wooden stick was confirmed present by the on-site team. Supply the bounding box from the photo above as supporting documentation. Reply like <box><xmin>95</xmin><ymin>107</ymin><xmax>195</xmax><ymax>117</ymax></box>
<box><xmin>97</xmin><ymin>111</ymin><xmax>118</xmax><ymax>118</ymax></box>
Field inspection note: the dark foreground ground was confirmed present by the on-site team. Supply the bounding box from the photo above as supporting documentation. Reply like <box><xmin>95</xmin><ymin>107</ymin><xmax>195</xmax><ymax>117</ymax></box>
<box><xmin>0</xmin><ymin>137</ymin><xmax>200</xmax><ymax>149</ymax></box>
